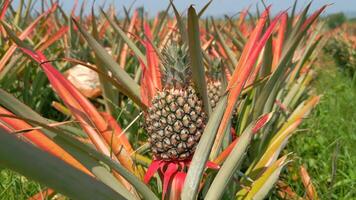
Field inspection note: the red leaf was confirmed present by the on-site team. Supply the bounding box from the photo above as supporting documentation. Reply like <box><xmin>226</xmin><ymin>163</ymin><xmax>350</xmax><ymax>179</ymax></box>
<box><xmin>38</xmin><ymin>26</ymin><xmax>69</xmax><ymax>51</ymax></box>
<box><xmin>99</xmin><ymin>20</ymin><xmax>110</xmax><ymax>39</ymax></box>
<box><xmin>213</xmin><ymin>138</ymin><xmax>239</xmax><ymax>165</ymax></box>
<box><xmin>212</xmin><ymin>9</ymin><xmax>283</xmax><ymax>155</ymax></box>
<box><xmin>119</xmin><ymin>10</ymin><xmax>139</xmax><ymax>68</ymax></box>
<box><xmin>18</xmin><ymin>48</ymin><xmax>138</xmax><ymax>182</ymax></box>
<box><xmin>139</xmin><ymin>58</ymin><xmax>154</xmax><ymax>107</ymax></box>
<box><xmin>101</xmin><ymin>112</ymin><xmax>134</xmax><ymax>154</ymax></box>
<box><xmin>0</xmin><ymin>0</ymin><xmax>11</xmax><ymax>20</ymax></box>
<box><xmin>206</xmin><ymin>161</ymin><xmax>220</xmax><ymax>170</ymax></box>
<box><xmin>28</xmin><ymin>188</ymin><xmax>55</xmax><ymax>200</ymax></box>
<box><xmin>162</xmin><ymin>163</ymin><xmax>179</xmax><ymax>199</ymax></box>
<box><xmin>144</xmin><ymin>22</ymin><xmax>162</xmax><ymax>92</ymax></box>
<box><xmin>0</xmin><ymin>4</ymin><xmax>56</xmax><ymax>72</ymax></box>
<box><xmin>272</xmin><ymin>13</ymin><xmax>288</xmax><ymax>71</ymax></box>
<box><xmin>169</xmin><ymin>172</ymin><xmax>187</xmax><ymax>200</ymax></box>
<box><xmin>252</xmin><ymin>112</ymin><xmax>273</xmax><ymax>133</ymax></box>
<box><xmin>0</xmin><ymin>107</ymin><xmax>91</xmax><ymax>175</ymax></box>
<box><xmin>226</xmin><ymin>6</ymin><xmax>271</xmax><ymax>91</ymax></box>
<box><xmin>144</xmin><ymin>160</ymin><xmax>162</xmax><ymax>183</ymax></box>
<box><xmin>300</xmin><ymin>5</ymin><xmax>328</xmax><ymax>32</ymax></box>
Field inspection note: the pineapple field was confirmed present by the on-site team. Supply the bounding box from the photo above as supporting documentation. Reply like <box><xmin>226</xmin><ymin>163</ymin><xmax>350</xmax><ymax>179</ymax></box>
<box><xmin>0</xmin><ymin>0</ymin><xmax>355</xmax><ymax>199</ymax></box>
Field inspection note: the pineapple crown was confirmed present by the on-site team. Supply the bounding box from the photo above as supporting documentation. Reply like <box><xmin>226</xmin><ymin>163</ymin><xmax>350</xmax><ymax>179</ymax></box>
<box><xmin>161</xmin><ymin>44</ymin><xmax>191</xmax><ymax>88</ymax></box>
<box><xmin>207</xmin><ymin>58</ymin><xmax>223</xmax><ymax>81</ymax></box>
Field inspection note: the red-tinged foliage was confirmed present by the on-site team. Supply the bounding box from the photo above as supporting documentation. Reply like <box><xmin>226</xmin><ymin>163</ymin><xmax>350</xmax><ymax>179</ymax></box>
<box><xmin>246</xmin><ymin>61</ymin><xmax>262</xmax><ymax>86</ymax></box>
<box><xmin>300</xmin><ymin>5</ymin><xmax>328</xmax><ymax>32</ymax></box>
<box><xmin>0</xmin><ymin>4</ymin><xmax>57</xmax><ymax>72</ymax></box>
<box><xmin>252</xmin><ymin>113</ymin><xmax>273</xmax><ymax>133</ymax></box>
<box><xmin>238</xmin><ymin>7</ymin><xmax>250</xmax><ymax>37</ymax></box>
<box><xmin>162</xmin><ymin>163</ymin><xmax>179</xmax><ymax>199</ymax></box>
<box><xmin>71</xmin><ymin>0</ymin><xmax>78</xmax><ymax>16</ymax></box>
<box><xmin>144</xmin><ymin>159</ymin><xmax>219</xmax><ymax>199</ymax></box>
<box><xmin>38</xmin><ymin>26</ymin><xmax>69</xmax><ymax>51</ymax></box>
<box><xmin>119</xmin><ymin>10</ymin><xmax>139</xmax><ymax>68</ymax></box>
<box><xmin>139</xmin><ymin>58</ymin><xmax>155</xmax><ymax>107</ymax></box>
<box><xmin>224</xmin><ymin>66</ymin><xmax>232</xmax><ymax>82</ymax></box>
<box><xmin>169</xmin><ymin>172</ymin><xmax>186</xmax><ymax>200</ymax></box>
<box><xmin>272</xmin><ymin>13</ymin><xmax>288</xmax><ymax>71</ymax></box>
<box><xmin>275</xmin><ymin>99</ymin><xmax>290</xmax><ymax>114</ymax></box>
<box><xmin>213</xmin><ymin>138</ymin><xmax>239</xmax><ymax>165</ymax></box>
<box><xmin>0</xmin><ymin>107</ymin><xmax>91</xmax><ymax>175</ymax></box>
<box><xmin>0</xmin><ymin>0</ymin><xmax>10</xmax><ymax>20</ymax></box>
<box><xmin>139</xmin><ymin>22</ymin><xmax>162</xmax><ymax>106</ymax></box>
<box><xmin>202</xmin><ymin>38</ymin><xmax>214</xmax><ymax>51</ymax></box>
<box><xmin>28</xmin><ymin>188</ymin><xmax>55</xmax><ymax>200</ymax></box>
<box><xmin>18</xmin><ymin>47</ymin><xmax>140</xmax><ymax>191</ymax></box>
<box><xmin>101</xmin><ymin>112</ymin><xmax>134</xmax><ymax>154</ymax></box>
<box><xmin>300</xmin><ymin>165</ymin><xmax>318</xmax><ymax>200</ymax></box>
<box><xmin>214</xmin><ymin>113</ymin><xmax>272</xmax><ymax>165</ymax></box>
<box><xmin>226</xmin><ymin>7</ymin><xmax>271</xmax><ymax>91</ymax></box>
<box><xmin>216</xmin><ymin>42</ymin><xmax>228</xmax><ymax>59</ymax></box>
<box><xmin>144</xmin><ymin>22</ymin><xmax>162</xmax><ymax>91</ymax></box>
<box><xmin>18</xmin><ymin>48</ymin><xmax>138</xmax><ymax>175</ymax></box>
<box><xmin>99</xmin><ymin>20</ymin><xmax>110</xmax><ymax>39</ymax></box>
<box><xmin>276</xmin><ymin>181</ymin><xmax>303</xmax><ymax>200</ymax></box>
<box><xmin>212</xmin><ymin>10</ymin><xmax>283</xmax><ymax>155</ymax></box>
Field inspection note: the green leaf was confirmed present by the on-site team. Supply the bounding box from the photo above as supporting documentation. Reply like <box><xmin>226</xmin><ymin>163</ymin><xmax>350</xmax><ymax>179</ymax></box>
<box><xmin>187</xmin><ymin>6</ymin><xmax>211</xmax><ymax>116</ymax></box>
<box><xmin>198</xmin><ymin>0</ymin><xmax>212</xmax><ymax>18</ymax></box>
<box><xmin>0</xmin><ymin>128</ymin><xmax>126</xmax><ymax>200</ymax></box>
<box><xmin>212</xmin><ymin>18</ymin><xmax>238</xmax><ymax>67</ymax></box>
<box><xmin>205</xmin><ymin>120</ymin><xmax>255</xmax><ymax>199</ymax></box>
<box><xmin>2</xmin><ymin>114</ymin><xmax>158</xmax><ymax>200</ymax></box>
<box><xmin>91</xmin><ymin>6</ymin><xmax>118</xmax><ymax>114</ymax></box>
<box><xmin>72</xmin><ymin>18</ymin><xmax>146</xmax><ymax>110</ymax></box>
<box><xmin>170</xmin><ymin>0</ymin><xmax>188</xmax><ymax>45</ymax></box>
<box><xmin>153</xmin><ymin>4</ymin><xmax>171</xmax><ymax>38</ymax></box>
<box><xmin>100</xmin><ymin>9</ymin><xmax>146</xmax><ymax>64</ymax></box>
<box><xmin>242</xmin><ymin>156</ymin><xmax>289</xmax><ymax>200</ymax></box>
<box><xmin>181</xmin><ymin>96</ymin><xmax>227</xmax><ymax>200</ymax></box>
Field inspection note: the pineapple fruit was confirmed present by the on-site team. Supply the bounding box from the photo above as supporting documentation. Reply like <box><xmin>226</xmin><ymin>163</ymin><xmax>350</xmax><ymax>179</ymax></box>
<box><xmin>207</xmin><ymin>59</ymin><xmax>224</xmax><ymax>109</ymax></box>
<box><xmin>144</xmin><ymin>45</ymin><xmax>208</xmax><ymax>160</ymax></box>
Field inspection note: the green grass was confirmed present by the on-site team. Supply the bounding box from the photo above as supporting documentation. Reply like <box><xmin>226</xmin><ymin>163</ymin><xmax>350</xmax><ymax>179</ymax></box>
<box><xmin>285</xmin><ymin>55</ymin><xmax>356</xmax><ymax>199</ymax></box>
<box><xmin>0</xmin><ymin>169</ymin><xmax>41</xmax><ymax>199</ymax></box>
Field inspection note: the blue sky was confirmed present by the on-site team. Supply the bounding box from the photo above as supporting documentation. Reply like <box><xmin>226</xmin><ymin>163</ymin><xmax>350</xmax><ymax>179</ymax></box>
<box><xmin>12</xmin><ymin>0</ymin><xmax>356</xmax><ymax>17</ymax></box>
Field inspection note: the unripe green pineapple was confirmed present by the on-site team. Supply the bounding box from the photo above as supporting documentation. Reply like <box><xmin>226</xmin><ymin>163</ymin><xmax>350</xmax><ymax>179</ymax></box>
<box><xmin>145</xmin><ymin>45</ymin><xmax>207</xmax><ymax>160</ymax></box>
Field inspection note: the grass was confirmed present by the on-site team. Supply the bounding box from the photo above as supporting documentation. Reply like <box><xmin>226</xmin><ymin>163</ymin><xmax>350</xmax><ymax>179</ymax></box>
<box><xmin>284</xmin><ymin>54</ymin><xmax>356</xmax><ymax>199</ymax></box>
<box><xmin>0</xmin><ymin>169</ymin><xmax>41</xmax><ymax>199</ymax></box>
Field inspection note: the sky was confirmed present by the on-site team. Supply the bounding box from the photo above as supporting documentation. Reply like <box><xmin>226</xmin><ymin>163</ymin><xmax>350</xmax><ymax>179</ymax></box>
<box><xmin>11</xmin><ymin>0</ymin><xmax>356</xmax><ymax>17</ymax></box>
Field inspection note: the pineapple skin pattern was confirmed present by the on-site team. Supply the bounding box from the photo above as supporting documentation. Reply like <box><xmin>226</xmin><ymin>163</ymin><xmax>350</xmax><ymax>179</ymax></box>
<box><xmin>145</xmin><ymin>86</ymin><xmax>207</xmax><ymax>160</ymax></box>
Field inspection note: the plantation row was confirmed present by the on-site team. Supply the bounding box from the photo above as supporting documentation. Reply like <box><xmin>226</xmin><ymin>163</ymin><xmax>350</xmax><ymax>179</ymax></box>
<box><xmin>0</xmin><ymin>1</ymin><xmax>327</xmax><ymax>199</ymax></box>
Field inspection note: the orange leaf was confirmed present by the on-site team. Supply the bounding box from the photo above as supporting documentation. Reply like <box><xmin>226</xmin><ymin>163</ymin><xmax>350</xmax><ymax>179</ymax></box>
<box><xmin>300</xmin><ymin>165</ymin><xmax>319</xmax><ymax>200</ymax></box>
<box><xmin>38</xmin><ymin>26</ymin><xmax>69</xmax><ymax>51</ymax></box>
<box><xmin>212</xmin><ymin>9</ymin><xmax>283</xmax><ymax>156</ymax></box>
<box><xmin>119</xmin><ymin>10</ymin><xmax>139</xmax><ymax>68</ymax></box>
<box><xmin>0</xmin><ymin>5</ymin><xmax>55</xmax><ymax>72</ymax></box>
<box><xmin>0</xmin><ymin>107</ymin><xmax>91</xmax><ymax>175</ymax></box>
<box><xmin>28</xmin><ymin>188</ymin><xmax>55</xmax><ymax>200</ymax></box>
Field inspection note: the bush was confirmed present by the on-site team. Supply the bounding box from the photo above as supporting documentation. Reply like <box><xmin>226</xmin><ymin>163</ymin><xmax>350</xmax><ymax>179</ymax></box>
<box><xmin>327</xmin><ymin>13</ymin><xmax>346</xmax><ymax>29</ymax></box>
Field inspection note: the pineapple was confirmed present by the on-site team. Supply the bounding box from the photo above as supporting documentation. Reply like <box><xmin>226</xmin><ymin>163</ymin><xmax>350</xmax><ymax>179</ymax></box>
<box><xmin>144</xmin><ymin>45</ymin><xmax>207</xmax><ymax>160</ymax></box>
<box><xmin>207</xmin><ymin>59</ymin><xmax>224</xmax><ymax>109</ymax></box>
<box><xmin>207</xmin><ymin>80</ymin><xmax>222</xmax><ymax>109</ymax></box>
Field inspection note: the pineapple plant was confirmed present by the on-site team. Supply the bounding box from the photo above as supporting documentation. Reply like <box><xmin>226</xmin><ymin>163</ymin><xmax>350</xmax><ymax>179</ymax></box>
<box><xmin>0</xmin><ymin>1</ymin><xmax>327</xmax><ymax>199</ymax></box>
<box><xmin>145</xmin><ymin>45</ymin><xmax>207</xmax><ymax>160</ymax></box>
